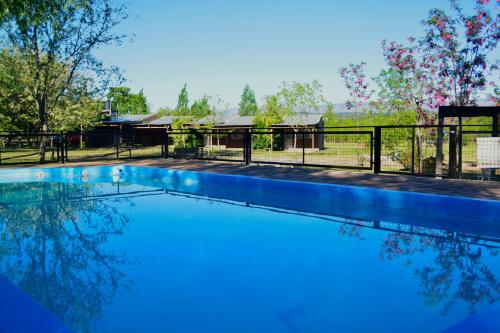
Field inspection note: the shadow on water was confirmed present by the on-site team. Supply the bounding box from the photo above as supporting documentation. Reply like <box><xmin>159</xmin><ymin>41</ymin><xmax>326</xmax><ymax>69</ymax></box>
<box><xmin>0</xmin><ymin>181</ymin><xmax>135</xmax><ymax>333</ymax></box>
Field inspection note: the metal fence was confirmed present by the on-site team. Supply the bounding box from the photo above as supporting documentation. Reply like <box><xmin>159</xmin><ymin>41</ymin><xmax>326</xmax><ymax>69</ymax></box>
<box><xmin>165</xmin><ymin>130</ymin><xmax>245</xmax><ymax>162</ymax></box>
<box><xmin>1</xmin><ymin>125</ymin><xmax>498</xmax><ymax>180</ymax></box>
<box><xmin>0</xmin><ymin>133</ymin><xmax>61</xmax><ymax>164</ymax></box>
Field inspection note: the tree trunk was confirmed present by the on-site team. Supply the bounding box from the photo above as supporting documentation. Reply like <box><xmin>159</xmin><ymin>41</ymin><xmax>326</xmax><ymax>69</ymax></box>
<box><xmin>38</xmin><ymin>98</ymin><xmax>48</xmax><ymax>163</ymax></box>
<box><xmin>80</xmin><ymin>125</ymin><xmax>84</xmax><ymax>149</ymax></box>
<box><xmin>415</xmin><ymin>108</ymin><xmax>425</xmax><ymax>173</ymax></box>
<box><xmin>416</xmin><ymin>127</ymin><xmax>423</xmax><ymax>173</ymax></box>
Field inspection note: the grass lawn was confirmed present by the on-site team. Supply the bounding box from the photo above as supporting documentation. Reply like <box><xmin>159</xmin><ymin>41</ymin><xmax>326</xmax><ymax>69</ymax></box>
<box><xmin>0</xmin><ymin>141</ymin><xmax>484</xmax><ymax>176</ymax></box>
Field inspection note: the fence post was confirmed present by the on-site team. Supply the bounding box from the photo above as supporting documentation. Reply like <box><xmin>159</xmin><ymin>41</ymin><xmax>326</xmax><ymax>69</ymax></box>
<box><xmin>244</xmin><ymin>129</ymin><xmax>251</xmax><ymax>165</ymax></box>
<box><xmin>60</xmin><ymin>132</ymin><xmax>65</xmax><ymax>164</ymax></box>
<box><xmin>165</xmin><ymin>131</ymin><xmax>169</xmax><ymax>158</ymax></box>
<box><xmin>373</xmin><ymin>126</ymin><xmax>381</xmax><ymax>174</ymax></box>
<box><xmin>65</xmin><ymin>133</ymin><xmax>69</xmax><ymax>163</ymax></box>
<box><xmin>115</xmin><ymin>132</ymin><xmax>119</xmax><ymax>159</ymax></box>
<box><xmin>448</xmin><ymin>125</ymin><xmax>457</xmax><ymax>178</ymax></box>
<box><xmin>302</xmin><ymin>132</ymin><xmax>305</xmax><ymax>165</ymax></box>
<box><xmin>56</xmin><ymin>133</ymin><xmax>60</xmax><ymax>163</ymax></box>
<box><xmin>411</xmin><ymin>127</ymin><xmax>415</xmax><ymax>174</ymax></box>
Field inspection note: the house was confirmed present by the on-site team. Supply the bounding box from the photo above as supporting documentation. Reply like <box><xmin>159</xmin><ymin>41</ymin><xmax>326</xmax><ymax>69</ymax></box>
<box><xmin>87</xmin><ymin>112</ymin><xmax>324</xmax><ymax>150</ymax></box>
<box><xmin>134</xmin><ymin>116</ymin><xmax>192</xmax><ymax>145</ymax></box>
<box><xmin>90</xmin><ymin>114</ymin><xmax>159</xmax><ymax>146</ymax></box>
<box><xmin>188</xmin><ymin>114</ymin><xmax>324</xmax><ymax>150</ymax></box>
<box><xmin>270</xmin><ymin>115</ymin><xmax>324</xmax><ymax>150</ymax></box>
<box><xmin>200</xmin><ymin>115</ymin><xmax>254</xmax><ymax>148</ymax></box>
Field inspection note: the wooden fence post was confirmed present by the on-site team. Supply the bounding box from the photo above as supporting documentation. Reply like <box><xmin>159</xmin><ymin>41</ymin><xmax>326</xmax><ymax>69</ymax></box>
<box><xmin>374</xmin><ymin>126</ymin><xmax>381</xmax><ymax>174</ymax></box>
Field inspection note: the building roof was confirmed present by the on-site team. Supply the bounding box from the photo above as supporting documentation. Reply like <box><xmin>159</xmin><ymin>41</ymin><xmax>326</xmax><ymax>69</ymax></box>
<box><xmin>195</xmin><ymin>115</ymin><xmax>226</xmax><ymax>126</ymax></box>
<box><xmin>271</xmin><ymin>115</ymin><xmax>323</xmax><ymax>127</ymax></box>
<box><xmin>215</xmin><ymin>115</ymin><xmax>254</xmax><ymax>128</ymax></box>
<box><xmin>103</xmin><ymin>114</ymin><xmax>156</xmax><ymax>125</ymax></box>
<box><xmin>143</xmin><ymin>116</ymin><xmax>191</xmax><ymax>126</ymax></box>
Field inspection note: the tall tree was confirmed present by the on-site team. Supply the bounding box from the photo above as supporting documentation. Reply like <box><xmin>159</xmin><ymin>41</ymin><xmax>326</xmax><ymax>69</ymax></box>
<box><xmin>0</xmin><ymin>49</ymin><xmax>38</xmax><ymax>132</ymax></box>
<box><xmin>107</xmin><ymin>87</ymin><xmax>149</xmax><ymax>115</ymax></box>
<box><xmin>176</xmin><ymin>83</ymin><xmax>190</xmax><ymax>115</ymax></box>
<box><xmin>191</xmin><ymin>95</ymin><xmax>211</xmax><ymax>118</ymax></box>
<box><xmin>276</xmin><ymin>80</ymin><xmax>326</xmax><ymax>115</ymax></box>
<box><xmin>238</xmin><ymin>84</ymin><xmax>258</xmax><ymax>116</ymax></box>
<box><xmin>252</xmin><ymin>95</ymin><xmax>287</xmax><ymax>150</ymax></box>
<box><xmin>420</xmin><ymin>0</ymin><xmax>499</xmax><ymax>106</ymax></box>
<box><xmin>276</xmin><ymin>80</ymin><xmax>326</xmax><ymax>148</ymax></box>
<box><xmin>0</xmin><ymin>0</ymin><xmax>127</xmax><ymax>161</ymax></box>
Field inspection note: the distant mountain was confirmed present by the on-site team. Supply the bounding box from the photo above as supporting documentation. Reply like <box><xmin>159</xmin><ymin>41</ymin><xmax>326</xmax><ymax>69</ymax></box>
<box><xmin>222</xmin><ymin>103</ymin><xmax>372</xmax><ymax>116</ymax></box>
<box><xmin>219</xmin><ymin>99</ymin><xmax>495</xmax><ymax>116</ymax></box>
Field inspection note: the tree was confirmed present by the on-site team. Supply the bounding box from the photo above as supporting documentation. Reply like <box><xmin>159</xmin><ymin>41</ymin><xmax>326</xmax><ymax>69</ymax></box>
<box><xmin>276</xmin><ymin>80</ymin><xmax>326</xmax><ymax>115</ymax></box>
<box><xmin>0</xmin><ymin>48</ymin><xmax>105</xmax><ymax>135</ymax></box>
<box><xmin>420</xmin><ymin>0</ymin><xmax>500</xmax><ymax>106</ymax></box>
<box><xmin>378</xmin><ymin>40</ymin><xmax>443</xmax><ymax>173</ymax></box>
<box><xmin>276</xmin><ymin>80</ymin><xmax>326</xmax><ymax>148</ymax></box>
<box><xmin>0</xmin><ymin>49</ymin><xmax>38</xmax><ymax>132</ymax></box>
<box><xmin>156</xmin><ymin>107</ymin><xmax>176</xmax><ymax>117</ymax></box>
<box><xmin>176</xmin><ymin>83</ymin><xmax>190</xmax><ymax>115</ymax></box>
<box><xmin>252</xmin><ymin>95</ymin><xmax>287</xmax><ymax>150</ymax></box>
<box><xmin>338</xmin><ymin>62</ymin><xmax>372</xmax><ymax>127</ymax></box>
<box><xmin>191</xmin><ymin>95</ymin><xmax>211</xmax><ymax>118</ymax></box>
<box><xmin>0</xmin><ymin>0</ymin><xmax>127</xmax><ymax>162</ymax></box>
<box><xmin>238</xmin><ymin>84</ymin><xmax>258</xmax><ymax>116</ymax></box>
<box><xmin>323</xmin><ymin>103</ymin><xmax>335</xmax><ymax>127</ymax></box>
<box><xmin>107</xmin><ymin>87</ymin><xmax>149</xmax><ymax>115</ymax></box>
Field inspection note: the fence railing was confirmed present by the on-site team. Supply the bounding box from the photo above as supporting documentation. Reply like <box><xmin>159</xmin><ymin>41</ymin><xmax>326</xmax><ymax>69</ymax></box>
<box><xmin>0</xmin><ymin>125</ymin><xmax>498</xmax><ymax>180</ymax></box>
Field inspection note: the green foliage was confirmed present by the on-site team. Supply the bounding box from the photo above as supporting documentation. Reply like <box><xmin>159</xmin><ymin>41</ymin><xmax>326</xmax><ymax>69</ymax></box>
<box><xmin>51</xmin><ymin>99</ymin><xmax>104</xmax><ymax>133</ymax></box>
<box><xmin>190</xmin><ymin>95</ymin><xmax>211</xmax><ymax>118</ymax></box>
<box><xmin>107</xmin><ymin>87</ymin><xmax>149</xmax><ymax>115</ymax></box>
<box><xmin>252</xmin><ymin>95</ymin><xmax>287</xmax><ymax>149</ymax></box>
<box><xmin>253</xmin><ymin>95</ymin><xmax>286</xmax><ymax>128</ymax></box>
<box><xmin>276</xmin><ymin>80</ymin><xmax>326</xmax><ymax>116</ymax></box>
<box><xmin>372</xmin><ymin>68</ymin><xmax>414</xmax><ymax>114</ymax></box>
<box><xmin>0</xmin><ymin>0</ymin><xmax>127</xmax><ymax>161</ymax></box>
<box><xmin>170</xmin><ymin>117</ymin><xmax>202</xmax><ymax>149</ymax></box>
<box><xmin>323</xmin><ymin>103</ymin><xmax>335</xmax><ymax>127</ymax></box>
<box><xmin>0</xmin><ymin>49</ymin><xmax>104</xmax><ymax>133</ymax></box>
<box><xmin>176</xmin><ymin>83</ymin><xmax>190</xmax><ymax>115</ymax></box>
<box><xmin>156</xmin><ymin>107</ymin><xmax>176</xmax><ymax>117</ymax></box>
<box><xmin>0</xmin><ymin>49</ymin><xmax>38</xmax><ymax>132</ymax></box>
<box><xmin>330</xmin><ymin>110</ymin><xmax>416</xmax><ymax>128</ymax></box>
<box><xmin>238</xmin><ymin>84</ymin><xmax>258</xmax><ymax>116</ymax></box>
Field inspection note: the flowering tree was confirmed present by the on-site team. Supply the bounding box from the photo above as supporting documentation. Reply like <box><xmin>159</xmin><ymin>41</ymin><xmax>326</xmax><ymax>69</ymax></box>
<box><xmin>421</xmin><ymin>0</ymin><xmax>500</xmax><ymax>106</ymax></box>
<box><xmin>339</xmin><ymin>62</ymin><xmax>372</xmax><ymax>127</ymax></box>
<box><xmin>379</xmin><ymin>39</ymin><xmax>442</xmax><ymax>124</ymax></box>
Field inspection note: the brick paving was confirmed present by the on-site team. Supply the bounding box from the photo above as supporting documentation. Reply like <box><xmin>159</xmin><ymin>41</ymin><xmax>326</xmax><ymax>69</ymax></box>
<box><xmin>10</xmin><ymin>158</ymin><xmax>497</xmax><ymax>200</ymax></box>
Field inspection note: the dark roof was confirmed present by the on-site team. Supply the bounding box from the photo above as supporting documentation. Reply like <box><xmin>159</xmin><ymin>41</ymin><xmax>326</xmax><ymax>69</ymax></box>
<box><xmin>215</xmin><ymin>115</ymin><xmax>254</xmax><ymax>128</ymax></box>
<box><xmin>143</xmin><ymin>116</ymin><xmax>191</xmax><ymax>126</ymax></box>
<box><xmin>195</xmin><ymin>115</ymin><xmax>226</xmax><ymax>126</ymax></box>
<box><xmin>103</xmin><ymin>114</ymin><xmax>156</xmax><ymax>125</ymax></box>
<box><xmin>438</xmin><ymin>106</ymin><xmax>500</xmax><ymax>119</ymax></box>
<box><xmin>271</xmin><ymin>115</ymin><xmax>323</xmax><ymax>127</ymax></box>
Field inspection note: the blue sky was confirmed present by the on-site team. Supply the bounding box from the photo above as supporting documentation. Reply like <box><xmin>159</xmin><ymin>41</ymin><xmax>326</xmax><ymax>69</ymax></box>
<box><xmin>97</xmin><ymin>0</ymin><xmax>475</xmax><ymax>111</ymax></box>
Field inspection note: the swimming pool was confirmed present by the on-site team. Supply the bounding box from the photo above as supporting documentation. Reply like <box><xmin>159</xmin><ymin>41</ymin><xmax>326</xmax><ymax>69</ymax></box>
<box><xmin>0</xmin><ymin>166</ymin><xmax>499</xmax><ymax>333</ymax></box>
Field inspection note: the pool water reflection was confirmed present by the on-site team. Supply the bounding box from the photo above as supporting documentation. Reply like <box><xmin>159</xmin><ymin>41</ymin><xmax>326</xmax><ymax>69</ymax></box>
<box><xmin>0</xmin><ymin>167</ymin><xmax>499</xmax><ymax>333</ymax></box>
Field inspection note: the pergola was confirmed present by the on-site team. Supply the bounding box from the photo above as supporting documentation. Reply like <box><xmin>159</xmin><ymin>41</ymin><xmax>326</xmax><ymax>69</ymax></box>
<box><xmin>435</xmin><ymin>106</ymin><xmax>500</xmax><ymax>177</ymax></box>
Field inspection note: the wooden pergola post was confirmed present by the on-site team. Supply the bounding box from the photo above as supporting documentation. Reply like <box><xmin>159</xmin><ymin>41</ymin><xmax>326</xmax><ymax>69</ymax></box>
<box><xmin>436</xmin><ymin>106</ymin><xmax>500</xmax><ymax>178</ymax></box>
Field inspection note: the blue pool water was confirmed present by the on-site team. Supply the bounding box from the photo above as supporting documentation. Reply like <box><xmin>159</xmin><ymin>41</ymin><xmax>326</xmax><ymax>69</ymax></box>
<box><xmin>0</xmin><ymin>166</ymin><xmax>499</xmax><ymax>333</ymax></box>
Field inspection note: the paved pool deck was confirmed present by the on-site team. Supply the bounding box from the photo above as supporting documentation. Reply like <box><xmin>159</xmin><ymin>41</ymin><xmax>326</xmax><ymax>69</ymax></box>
<box><xmin>21</xmin><ymin>158</ymin><xmax>500</xmax><ymax>200</ymax></box>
